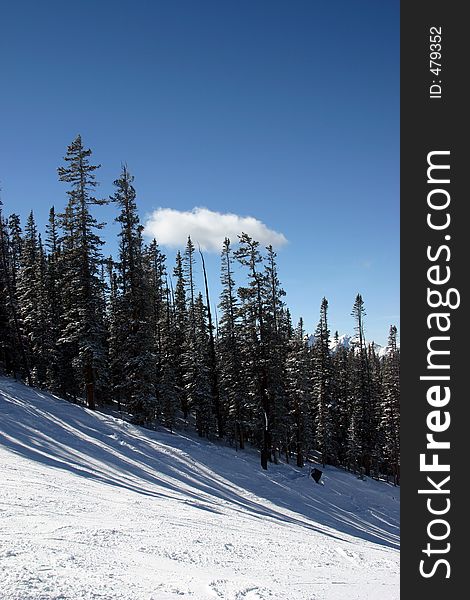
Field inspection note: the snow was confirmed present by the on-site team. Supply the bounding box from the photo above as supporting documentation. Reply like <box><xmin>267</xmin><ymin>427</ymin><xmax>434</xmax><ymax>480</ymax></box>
<box><xmin>0</xmin><ymin>376</ymin><xmax>399</xmax><ymax>599</ymax></box>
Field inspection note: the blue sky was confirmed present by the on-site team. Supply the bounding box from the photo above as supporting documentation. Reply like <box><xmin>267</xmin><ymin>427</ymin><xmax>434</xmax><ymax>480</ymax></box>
<box><xmin>0</xmin><ymin>0</ymin><xmax>399</xmax><ymax>345</ymax></box>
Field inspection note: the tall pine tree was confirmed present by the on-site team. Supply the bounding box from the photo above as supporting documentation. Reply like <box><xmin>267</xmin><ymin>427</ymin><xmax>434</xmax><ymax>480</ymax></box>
<box><xmin>108</xmin><ymin>165</ymin><xmax>155</xmax><ymax>423</ymax></box>
<box><xmin>311</xmin><ymin>297</ymin><xmax>333</xmax><ymax>466</ymax></box>
<box><xmin>57</xmin><ymin>135</ymin><xmax>108</xmax><ymax>409</ymax></box>
<box><xmin>382</xmin><ymin>325</ymin><xmax>400</xmax><ymax>484</ymax></box>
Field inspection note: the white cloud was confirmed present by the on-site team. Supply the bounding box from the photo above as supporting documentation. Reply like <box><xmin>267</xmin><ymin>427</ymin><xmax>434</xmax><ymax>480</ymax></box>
<box><xmin>143</xmin><ymin>207</ymin><xmax>288</xmax><ymax>252</ymax></box>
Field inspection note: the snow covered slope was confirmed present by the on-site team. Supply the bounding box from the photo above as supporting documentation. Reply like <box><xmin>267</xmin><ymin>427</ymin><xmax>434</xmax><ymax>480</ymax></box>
<box><xmin>0</xmin><ymin>377</ymin><xmax>399</xmax><ymax>600</ymax></box>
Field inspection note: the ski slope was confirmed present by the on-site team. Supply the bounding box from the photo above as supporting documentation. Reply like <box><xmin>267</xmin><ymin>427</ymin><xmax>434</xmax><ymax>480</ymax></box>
<box><xmin>0</xmin><ymin>377</ymin><xmax>399</xmax><ymax>600</ymax></box>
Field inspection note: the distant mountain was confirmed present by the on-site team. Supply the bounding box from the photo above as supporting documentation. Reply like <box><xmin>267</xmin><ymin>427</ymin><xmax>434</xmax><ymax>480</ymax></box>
<box><xmin>305</xmin><ymin>332</ymin><xmax>396</xmax><ymax>358</ymax></box>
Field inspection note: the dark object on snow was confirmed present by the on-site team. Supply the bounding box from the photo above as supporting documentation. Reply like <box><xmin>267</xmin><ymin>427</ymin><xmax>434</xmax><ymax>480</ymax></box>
<box><xmin>311</xmin><ymin>468</ymin><xmax>323</xmax><ymax>483</ymax></box>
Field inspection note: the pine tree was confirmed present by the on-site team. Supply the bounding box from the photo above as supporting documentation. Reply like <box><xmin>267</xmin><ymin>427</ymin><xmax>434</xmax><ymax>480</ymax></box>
<box><xmin>367</xmin><ymin>341</ymin><xmax>383</xmax><ymax>478</ymax></box>
<box><xmin>184</xmin><ymin>293</ymin><xmax>213</xmax><ymax>437</ymax></box>
<box><xmin>43</xmin><ymin>207</ymin><xmax>63</xmax><ymax>391</ymax></box>
<box><xmin>311</xmin><ymin>297</ymin><xmax>333</xmax><ymax>466</ymax></box>
<box><xmin>107</xmin><ymin>257</ymin><xmax>123</xmax><ymax>409</ymax></box>
<box><xmin>0</xmin><ymin>203</ymin><xmax>20</xmax><ymax>376</ymax></box>
<box><xmin>7</xmin><ymin>214</ymin><xmax>22</xmax><ymax>290</ymax></box>
<box><xmin>0</xmin><ymin>207</ymin><xmax>31</xmax><ymax>383</ymax></box>
<box><xmin>16</xmin><ymin>212</ymin><xmax>50</xmax><ymax>386</ymax></box>
<box><xmin>382</xmin><ymin>325</ymin><xmax>400</xmax><ymax>484</ymax></box>
<box><xmin>285</xmin><ymin>318</ymin><xmax>312</xmax><ymax>467</ymax></box>
<box><xmin>57</xmin><ymin>135</ymin><xmax>108</xmax><ymax>409</ymax></box>
<box><xmin>199</xmin><ymin>248</ymin><xmax>223</xmax><ymax>437</ymax></box>
<box><xmin>158</xmin><ymin>287</ymin><xmax>180</xmax><ymax>432</ymax></box>
<box><xmin>0</xmin><ymin>215</ymin><xmax>10</xmax><ymax>372</ymax></box>
<box><xmin>173</xmin><ymin>251</ymin><xmax>189</xmax><ymax>419</ymax></box>
<box><xmin>263</xmin><ymin>245</ymin><xmax>288</xmax><ymax>463</ymax></box>
<box><xmin>330</xmin><ymin>331</ymin><xmax>352</xmax><ymax>467</ymax></box>
<box><xmin>109</xmin><ymin>165</ymin><xmax>155</xmax><ymax>423</ymax></box>
<box><xmin>350</xmin><ymin>294</ymin><xmax>374</xmax><ymax>475</ymax></box>
<box><xmin>56</xmin><ymin>202</ymin><xmax>80</xmax><ymax>399</ymax></box>
<box><xmin>184</xmin><ymin>236</ymin><xmax>196</xmax><ymax>328</ymax></box>
<box><xmin>144</xmin><ymin>240</ymin><xmax>179</xmax><ymax>429</ymax></box>
<box><xmin>218</xmin><ymin>237</ymin><xmax>246</xmax><ymax>449</ymax></box>
<box><xmin>145</xmin><ymin>240</ymin><xmax>166</xmax><ymax>385</ymax></box>
<box><xmin>235</xmin><ymin>233</ymin><xmax>270</xmax><ymax>469</ymax></box>
<box><xmin>181</xmin><ymin>238</ymin><xmax>220</xmax><ymax>437</ymax></box>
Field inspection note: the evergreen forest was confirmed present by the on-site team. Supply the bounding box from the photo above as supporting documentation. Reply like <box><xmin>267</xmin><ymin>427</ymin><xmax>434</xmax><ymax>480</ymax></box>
<box><xmin>0</xmin><ymin>136</ymin><xmax>400</xmax><ymax>484</ymax></box>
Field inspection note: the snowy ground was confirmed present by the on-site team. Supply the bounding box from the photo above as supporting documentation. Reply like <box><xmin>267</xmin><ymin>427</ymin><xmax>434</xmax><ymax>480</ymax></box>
<box><xmin>0</xmin><ymin>377</ymin><xmax>399</xmax><ymax>600</ymax></box>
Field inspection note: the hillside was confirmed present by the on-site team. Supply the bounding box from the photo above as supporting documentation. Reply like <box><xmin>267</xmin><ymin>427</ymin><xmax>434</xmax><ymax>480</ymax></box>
<box><xmin>0</xmin><ymin>377</ymin><xmax>399</xmax><ymax>600</ymax></box>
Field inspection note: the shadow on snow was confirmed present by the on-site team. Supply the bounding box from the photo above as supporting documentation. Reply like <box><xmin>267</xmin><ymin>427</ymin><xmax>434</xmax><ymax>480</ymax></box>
<box><xmin>0</xmin><ymin>379</ymin><xmax>399</xmax><ymax>550</ymax></box>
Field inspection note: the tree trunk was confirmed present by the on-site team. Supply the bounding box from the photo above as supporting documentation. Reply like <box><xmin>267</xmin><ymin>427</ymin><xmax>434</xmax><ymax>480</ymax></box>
<box><xmin>237</xmin><ymin>422</ymin><xmax>245</xmax><ymax>450</ymax></box>
<box><xmin>85</xmin><ymin>362</ymin><xmax>95</xmax><ymax>410</ymax></box>
<box><xmin>199</xmin><ymin>249</ymin><xmax>223</xmax><ymax>437</ymax></box>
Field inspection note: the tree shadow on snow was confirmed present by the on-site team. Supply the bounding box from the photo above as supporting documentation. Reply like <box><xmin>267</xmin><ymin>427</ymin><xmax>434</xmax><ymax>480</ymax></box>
<box><xmin>0</xmin><ymin>382</ymin><xmax>399</xmax><ymax>550</ymax></box>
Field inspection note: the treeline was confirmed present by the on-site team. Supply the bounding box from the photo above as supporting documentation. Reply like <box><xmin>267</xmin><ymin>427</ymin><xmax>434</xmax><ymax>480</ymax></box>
<box><xmin>0</xmin><ymin>136</ymin><xmax>400</xmax><ymax>484</ymax></box>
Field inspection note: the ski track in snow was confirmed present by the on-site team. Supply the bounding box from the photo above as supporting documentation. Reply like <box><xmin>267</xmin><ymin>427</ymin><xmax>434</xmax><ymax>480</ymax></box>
<box><xmin>0</xmin><ymin>377</ymin><xmax>399</xmax><ymax>599</ymax></box>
